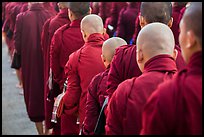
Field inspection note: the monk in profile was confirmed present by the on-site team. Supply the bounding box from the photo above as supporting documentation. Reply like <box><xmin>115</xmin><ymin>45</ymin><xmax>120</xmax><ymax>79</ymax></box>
<box><xmin>140</xmin><ymin>2</ymin><xmax>202</xmax><ymax>135</ymax></box>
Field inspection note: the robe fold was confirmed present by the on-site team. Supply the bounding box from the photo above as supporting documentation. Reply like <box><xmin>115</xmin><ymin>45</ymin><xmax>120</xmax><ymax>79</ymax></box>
<box><xmin>140</xmin><ymin>51</ymin><xmax>202</xmax><ymax>135</ymax></box>
<box><xmin>105</xmin><ymin>55</ymin><xmax>177</xmax><ymax>135</ymax></box>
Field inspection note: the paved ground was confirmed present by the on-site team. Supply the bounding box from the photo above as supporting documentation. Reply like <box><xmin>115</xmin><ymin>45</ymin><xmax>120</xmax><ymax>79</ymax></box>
<box><xmin>2</xmin><ymin>37</ymin><xmax>38</xmax><ymax>135</ymax></box>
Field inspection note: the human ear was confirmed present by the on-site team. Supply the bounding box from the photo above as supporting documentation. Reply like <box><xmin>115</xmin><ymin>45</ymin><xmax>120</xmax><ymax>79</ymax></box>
<box><xmin>172</xmin><ymin>48</ymin><xmax>178</xmax><ymax>60</ymax></box>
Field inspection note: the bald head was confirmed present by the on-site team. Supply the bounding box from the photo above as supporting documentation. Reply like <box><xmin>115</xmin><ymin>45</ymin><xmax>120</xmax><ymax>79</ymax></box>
<box><xmin>81</xmin><ymin>14</ymin><xmax>104</xmax><ymax>35</ymax></box>
<box><xmin>137</xmin><ymin>22</ymin><xmax>175</xmax><ymax>62</ymax></box>
<box><xmin>102</xmin><ymin>37</ymin><xmax>127</xmax><ymax>64</ymax></box>
<box><xmin>140</xmin><ymin>2</ymin><xmax>172</xmax><ymax>24</ymax></box>
<box><xmin>182</xmin><ymin>2</ymin><xmax>202</xmax><ymax>46</ymax></box>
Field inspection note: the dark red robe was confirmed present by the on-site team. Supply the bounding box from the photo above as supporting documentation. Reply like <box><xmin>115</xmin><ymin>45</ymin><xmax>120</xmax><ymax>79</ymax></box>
<box><xmin>98</xmin><ymin>2</ymin><xmax>112</xmax><ymax>24</ymax></box>
<box><xmin>105</xmin><ymin>2</ymin><xmax>127</xmax><ymax>37</ymax></box>
<box><xmin>105</xmin><ymin>55</ymin><xmax>177</xmax><ymax>135</ymax></box>
<box><xmin>62</xmin><ymin>33</ymin><xmax>107</xmax><ymax>134</ymax></box>
<box><xmin>50</xmin><ymin>19</ymin><xmax>84</xmax><ymax>92</ymax></box>
<box><xmin>43</xmin><ymin>2</ymin><xmax>57</xmax><ymax>16</ymax></box>
<box><xmin>106</xmin><ymin>44</ymin><xmax>186</xmax><ymax>99</ymax></box>
<box><xmin>132</xmin><ymin>12</ymin><xmax>141</xmax><ymax>44</ymax></box>
<box><xmin>14</xmin><ymin>3</ymin><xmax>53</xmax><ymax>122</ymax></box>
<box><xmin>116</xmin><ymin>2</ymin><xmax>140</xmax><ymax>44</ymax></box>
<box><xmin>140</xmin><ymin>51</ymin><xmax>202</xmax><ymax>135</ymax></box>
<box><xmin>41</xmin><ymin>8</ymin><xmax>70</xmax><ymax>133</ymax></box>
<box><xmin>171</xmin><ymin>5</ymin><xmax>186</xmax><ymax>46</ymax></box>
<box><xmin>82</xmin><ymin>66</ymin><xmax>110</xmax><ymax>135</ymax></box>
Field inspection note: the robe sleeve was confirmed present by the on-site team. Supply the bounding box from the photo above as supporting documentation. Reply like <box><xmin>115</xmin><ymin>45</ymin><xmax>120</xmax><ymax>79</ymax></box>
<box><xmin>82</xmin><ymin>74</ymin><xmax>102</xmax><ymax>135</ymax></box>
<box><xmin>106</xmin><ymin>47</ymin><xmax>124</xmax><ymax>98</ymax></box>
<box><xmin>41</xmin><ymin>18</ymin><xmax>51</xmax><ymax>53</ymax></box>
<box><xmin>63</xmin><ymin>51</ymin><xmax>82</xmax><ymax>115</ymax></box>
<box><xmin>105</xmin><ymin>82</ymin><xmax>127</xmax><ymax>135</ymax></box>
<box><xmin>14</xmin><ymin>13</ymin><xmax>23</xmax><ymax>54</ymax></box>
<box><xmin>140</xmin><ymin>81</ymin><xmax>175</xmax><ymax>135</ymax></box>
<box><xmin>50</xmin><ymin>30</ymin><xmax>63</xmax><ymax>89</ymax></box>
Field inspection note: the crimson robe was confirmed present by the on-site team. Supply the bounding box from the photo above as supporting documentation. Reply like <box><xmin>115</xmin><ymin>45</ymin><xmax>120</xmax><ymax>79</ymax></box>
<box><xmin>171</xmin><ymin>5</ymin><xmax>186</xmax><ymax>46</ymax></box>
<box><xmin>82</xmin><ymin>66</ymin><xmax>110</xmax><ymax>135</ymax></box>
<box><xmin>116</xmin><ymin>2</ymin><xmax>140</xmax><ymax>44</ymax></box>
<box><xmin>43</xmin><ymin>2</ymin><xmax>57</xmax><ymax>16</ymax></box>
<box><xmin>98</xmin><ymin>2</ymin><xmax>112</xmax><ymax>24</ymax></box>
<box><xmin>50</xmin><ymin>19</ymin><xmax>84</xmax><ymax>92</ymax></box>
<box><xmin>140</xmin><ymin>51</ymin><xmax>202</xmax><ymax>135</ymax></box>
<box><xmin>107</xmin><ymin>44</ymin><xmax>186</xmax><ymax>99</ymax></box>
<box><xmin>90</xmin><ymin>2</ymin><xmax>99</xmax><ymax>14</ymax></box>
<box><xmin>132</xmin><ymin>13</ymin><xmax>141</xmax><ymax>44</ymax></box>
<box><xmin>41</xmin><ymin>8</ymin><xmax>70</xmax><ymax>133</ymax></box>
<box><xmin>105</xmin><ymin>55</ymin><xmax>177</xmax><ymax>135</ymax></box>
<box><xmin>14</xmin><ymin>3</ymin><xmax>53</xmax><ymax>122</ymax></box>
<box><xmin>62</xmin><ymin>33</ymin><xmax>107</xmax><ymax>134</ymax></box>
<box><xmin>105</xmin><ymin>2</ymin><xmax>127</xmax><ymax>37</ymax></box>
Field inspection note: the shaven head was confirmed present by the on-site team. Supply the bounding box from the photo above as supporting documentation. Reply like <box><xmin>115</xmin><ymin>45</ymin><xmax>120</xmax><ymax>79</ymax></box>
<box><xmin>136</xmin><ymin>22</ymin><xmax>175</xmax><ymax>72</ymax></box>
<box><xmin>102</xmin><ymin>37</ymin><xmax>127</xmax><ymax>68</ymax></box>
<box><xmin>140</xmin><ymin>2</ymin><xmax>172</xmax><ymax>24</ymax></box>
<box><xmin>81</xmin><ymin>14</ymin><xmax>104</xmax><ymax>42</ymax></box>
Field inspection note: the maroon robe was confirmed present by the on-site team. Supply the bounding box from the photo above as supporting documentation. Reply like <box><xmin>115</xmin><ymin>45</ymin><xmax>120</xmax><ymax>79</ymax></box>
<box><xmin>98</xmin><ymin>2</ymin><xmax>112</xmax><ymax>24</ymax></box>
<box><xmin>90</xmin><ymin>2</ymin><xmax>99</xmax><ymax>14</ymax></box>
<box><xmin>43</xmin><ymin>2</ymin><xmax>57</xmax><ymax>16</ymax></box>
<box><xmin>107</xmin><ymin>44</ymin><xmax>186</xmax><ymax>99</ymax></box>
<box><xmin>82</xmin><ymin>66</ymin><xmax>110</xmax><ymax>135</ymax></box>
<box><xmin>14</xmin><ymin>3</ymin><xmax>53</xmax><ymax>122</ymax></box>
<box><xmin>50</xmin><ymin>19</ymin><xmax>84</xmax><ymax>92</ymax></box>
<box><xmin>116</xmin><ymin>2</ymin><xmax>140</xmax><ymax>44</ymax></box>
<box><xmin>41</xmin><ymin>8</ymin><xmax>70</xmax><ymax>133</ymax></box>
<box><xmin>132</xmin><ymin>12</ymin><xmax>141</xmax><ymax>44</ymax></box>
<box><xmin>105</xmin><ymin>2</ymin><xmax>127</xmax><ymax>37</ymax></box>
<box><xmin>140</xmin><ymin>51</ymin><xmax>202</xmax><ymax>135</ymax></box>
<box><xmin>171</xmin><ymin>5</ymin><xmax>185</xmax><ymax>45</ymax></box>
<box><xmin>62</xmin><ymin>33</ymin><xmax>107</xmax><ymax>134</ymax></box>
<box><xmin>105</xmin><ymin>55</ymin><xmax>177</xmax><ymax>135</ymax></box>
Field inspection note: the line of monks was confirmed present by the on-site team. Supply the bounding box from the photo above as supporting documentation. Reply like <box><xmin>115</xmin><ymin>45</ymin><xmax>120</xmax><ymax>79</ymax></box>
<box><xmin>2</xmin><ymin>2</ymin><xmax>202</xmax><ymax>135</ymax></box>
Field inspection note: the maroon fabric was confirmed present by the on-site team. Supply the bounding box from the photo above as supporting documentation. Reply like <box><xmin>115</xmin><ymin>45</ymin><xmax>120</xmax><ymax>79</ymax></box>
<box><xmin>14</xmin><ymin>3</ymin><xmax>53</xmax><ymax>122</ymax></box>
<box><xmin>116</xmin><ymin>2</ymin><xmax>140</xmax><ymax>44</ymax></box>
<box><xmin>105</xmin><ymin>2</ymin><xmax>127</xmax><ymax>36</ymax></box>
<box><xmin>98</xmin><ymin>2</ymin><xmax>112</xmax><ymax>24</ymax></box>
<box><xmin>140</xmin><ymin>51</ymin><xmax>202</xmax><ymax>135</ymax></box>
<box><xmin>62</xmin><ymin>33</ymin><xmax>107</xmax><ymax>133</ymax></box>
<box><xmin>82</xmin><ymin>66</ymin><xmax>110</xmax><ymax>135</ymax></box>
<box><xmin>41</xmin><ymin>8</ymin><xmax>70</xmax><ymax>131</ymax></box>
<box><xmin>90</xmin><ymin>2</ymin><xmax>99</xmax><ymax>14</ymax></box>
<box><xmin>50</xmin><ymin>19</ymin><xmax>84</xmax><ymax>91</ymax></box>
<box><xmin>132</xmin><ymin>13</ymin><xmax>141</xmax><ymax>44</ymax></box>
<box><xmin>43</xmin><ymin>2</ymin><xmax>57</xmax><ymax>16</ymax></box>
<box><xmin>20</xmin><ymin>2</ymin><xmax>28</xmax><ymax>13</ymax></box>
<box><xmin>106</xmin><ymin>45</ymin><xmax>142</xmax><ymax>99</ymax></box>
<box><xmin>105</xmin><ymin>55</ymin><xmax>177</xmax><ymax>135</ymax></box>
<box><xmin>171</xmin><ymin>5</ymin><xmax>185</xmax><ymax>45</ymax></box>
<box><xmin>107</xmin><ymin>44</ymin><xmax>186</xmax><ymax>99</ymax></box>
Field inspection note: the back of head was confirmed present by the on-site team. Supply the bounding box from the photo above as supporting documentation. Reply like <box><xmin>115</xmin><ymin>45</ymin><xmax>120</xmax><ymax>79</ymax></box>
<box><xmin>67</xmin><ymin>2</ymin><xmax>90</xmax><ymax>19</ymax></box>
<box><xmin>102</xmin><ymin>37</ymin><xmax>127</xmax><ymax>63</ymax></box>
<box><xmin>182</xmin><ymin>2</ymin><xmax>202</xmax><ymax>46</ymax></box>
<box><xmin>81</xmin><ymin>14</ymin><xmax>104</xmax><ymax>35</ymax></box>
<box><xmin>137</xmin><ymin>22</ymin><xmax>175</xmax><ymax>62</ymax></box>
<box><xmin>140</xmin><ymin>2</ymin><xmax>172</xmax><ymax>24</ymax></box>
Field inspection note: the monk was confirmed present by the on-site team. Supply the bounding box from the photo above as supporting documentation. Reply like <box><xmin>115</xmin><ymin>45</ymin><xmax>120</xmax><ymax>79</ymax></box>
<box><xmin>140</xmin><ymin>2</ymin><xmax>202</xmax><ymax>135</ymax></box>
<box><xmin>41</xmin><ymin>2</ymin><xmax>70</xmax><ymax>135</ymax></box>
<box><xmin>116</xmin><ymin>2</ymin><xmax>140</xmax><ymax>44</ymax></box>
<box><xmin>98</xmin><ymin>2</ymin><xmax>112</xmax><ymax>24</ymax></box>
<box><xmin>82</xmin><ymin>37</ymin><xmax>127</xmax><ymax>135</ymax></box>
<box><xmin>43</xmin><ymin>2</ymin><xmax>57</xmax><ymax>16</ymax></box>
<box><xmin>105</xmin><ymin>22</ymin><xmax>178</xmax><ymax>135</ymax></box>
<box><xmin>105</xmin><ymin>2</ymin><xmax>127</xmax><ymax>37</ymax></box>
<box><xmin>171</xmin><ymin>2</ymin><xmax>188</xmax><ymax>46</ymax></box>
<box><xmin>13</xmin><ymin>2</ymin><xmax>53</xmax><ymax>135</ymax></box>
<box><xmin>62</xmin><ymin>14</ymin><xmax>107</xmax><ymax>134</ymax></box>
<box><xmin>50</xmin><ymin>2</ymin><xmax>91</xmax><ymax>135</ymax></box>
<box><xmin>106</xmin><ymin>2</ymin><xmax>186</xmax><ymax>99</ymax></box>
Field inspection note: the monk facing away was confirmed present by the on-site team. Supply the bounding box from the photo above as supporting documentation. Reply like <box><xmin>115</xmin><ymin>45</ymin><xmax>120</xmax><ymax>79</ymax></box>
<box><xmin>62</xmin><ymin>14</ymin><xmax>108</xmax><ymax>134</ymax></box>
<box><xmin>140</xmin><ymin>2</ymin><xmax>202</xmax><ymax>135</ymax></box>
<box><xmin>81</xmin><ymin>37</ymin><xmax>127</xmax><ymax>135</ymax></box>
<box><xmin>106</xmin><ymin>2</ymin><xmax>186</xmax><ymax>100</ymax></box>
<box><xmin>105</xmin><ymin>22</ymin><xmax>178</xmax><ymax>135</ymax></box>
